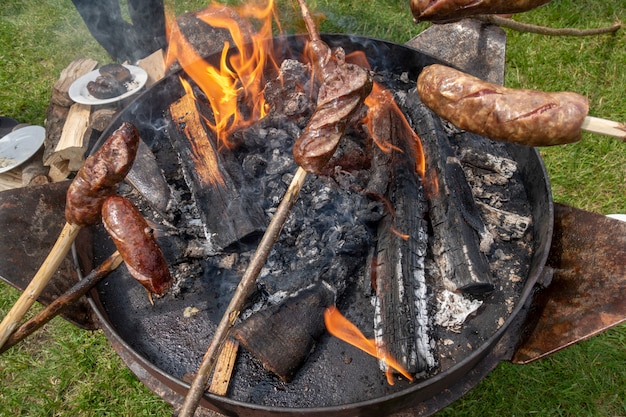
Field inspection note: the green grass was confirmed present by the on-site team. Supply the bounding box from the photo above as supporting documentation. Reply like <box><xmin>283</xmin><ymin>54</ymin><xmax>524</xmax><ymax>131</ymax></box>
<box><xmin>1</xmin><ymin>0</ymin><xmax>625</xmax><ymax>416</ymax></box>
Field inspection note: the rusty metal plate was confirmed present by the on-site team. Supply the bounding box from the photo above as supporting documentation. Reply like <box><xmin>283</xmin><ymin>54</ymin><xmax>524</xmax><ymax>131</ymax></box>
<box><xmin>513</xmin><ymin>203</ymin><xmax>626</xmax><ymax>364</ymax></box>
<box><xmin>0</xmin><ymin>181</ymin><xmax>97</xmax><ymax>330</ymax></box>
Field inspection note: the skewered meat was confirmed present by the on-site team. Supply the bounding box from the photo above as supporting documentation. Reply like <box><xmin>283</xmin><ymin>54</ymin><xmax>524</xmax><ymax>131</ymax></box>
<box><xmin>411</xmin><ymin>0</ymin><xmax>552</xmax><ymax>23</ymax></box>
<box><xmin>293</xmin><ymin>63</ymin><xmax>372</xmax><ymax>173</ymax></box>
<box><xmin>65</xmin><ymin>122</ymin><xmax>140</xmax><ymax>226</ymax></box>
<box><xmin>102</xmin><ymin>195</ymin><xmax>172</xmax><ymax>296</ymax></box>
<box><xmin>417</xmin><ymin>64</ymin><xmax>589</xmax><ymax>146</ymax></box>
<box><xmin>292</xmin><ymin>0</ymin><xmax>373</xmax><ymax>173</ymax></box>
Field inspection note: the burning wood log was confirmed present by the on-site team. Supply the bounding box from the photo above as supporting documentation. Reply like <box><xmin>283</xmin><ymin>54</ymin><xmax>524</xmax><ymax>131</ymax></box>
<box><xmin>168</xmin><ymin>85</ymin><xmax>267</xmax><ymax>253</ymax></box>
<box><xmin>0</xmin><ymin>122</ymin><xmax>139</xmax><ymax>349</ymax></box>
<box><xmin>365</xmin><ymin>86</ymin><xmax>436</xmax><ymax>376</ymax></box>
<box><xmin>403</xmin><ymin>92</ymin><xmax>495</xmax><ymax>296</ymax></box>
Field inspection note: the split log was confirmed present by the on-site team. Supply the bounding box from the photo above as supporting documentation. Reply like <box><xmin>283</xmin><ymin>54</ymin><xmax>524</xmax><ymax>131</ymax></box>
<box><xmin>137</xmin><ymin>49</ymin><xmax>165</xmax><ymax>88</ymax></box>
<box><xmin>409</xmin><ymin>97</ymin><xmax>495</xmax><ymax>296</ymax></box>
<box><xmin>45</xmin><ymin>103</ymin><xmax>93</xmax><ymax>180</ymax></box>
<box><xmin>21</xmin><ymin>149</ymin><xmax>50</xmax><ymax>186</ymax></box>
<box><xmin>368</xmin><ymin>90</ymin><xmax>435</xmax><ymax>375</ymax></box>
<box><xmin>50</xmin><ymin>58</ymin><xmax>99</xmax><ymax>108</ymax></box>
<box><xmin>89</xmin><ymin>108</ymin><xmax>118</xmax><ymax>132</ymax></box>
<box><xmin>0</xmin><ymin>169</ymin><xmax>23</xmax><ymax>191</ymax></box>
<box><xmin>44</xmin><ymin>58</ymin><xmax>98</xmax><ymax>171</ymax></box>
<box><xmin>168</xmin><ymin>85</ymin><xmax>266</xmax><ymax>253</ymax></box>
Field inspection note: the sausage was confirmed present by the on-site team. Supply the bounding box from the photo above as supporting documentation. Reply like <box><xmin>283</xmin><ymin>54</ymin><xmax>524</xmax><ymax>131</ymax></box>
<box><xmin>293</xmin><ymin>63</ymin><xmax>372</xmax><ymax>173</ymax></box>
<box><xmin>65</xmin><ymin>122</ymin><xmax>140</xmax><ymax>226</ymax></box>
<box><xmin>87</xmin><ymin>75</ymin><xmax>127</xmax><ymax>99</ymax></box>
<box><xmin>417</xmin><ymin>64</ymin><xmax>589</xmax><ymax>146</ymax></box>
<box><xmin>99</xmin><ymin>63</ymin><xmax>132</xmax><ymax>83</ymax></box>
<box><xmin>411</xmin><ymin>0</ymin><xmax>552</xmax><ymax>23</ymax></box>
<box><xmin>101</xmin><ymin>195</ymin><xmax>172</xmax><ymax>296</ymax></box>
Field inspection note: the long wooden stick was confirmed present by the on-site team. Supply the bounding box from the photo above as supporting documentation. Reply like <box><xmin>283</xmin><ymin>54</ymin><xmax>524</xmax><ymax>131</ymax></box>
<box><xmin>479</xmin><ymin>15</ymin><xmax>622</xmax><ymax>37</ymax></box>
<box><xmin>0</xmin><ymin>221</ymin><xmax>81</xmax><ymax>349</ymax></box>
<box><xmin>582</xmin><ymin>116</ymin><xmax>626</xmax><ymax>141</ymax></box>
<box><xmin>178</xmin><ymin>166</ymin><xmax>308</xmax><ymax>417</ymax></box>
<box><xmin>0</xmin><ymin>251</ymin><xmax>123</xmax><ymax>354</ymax></box>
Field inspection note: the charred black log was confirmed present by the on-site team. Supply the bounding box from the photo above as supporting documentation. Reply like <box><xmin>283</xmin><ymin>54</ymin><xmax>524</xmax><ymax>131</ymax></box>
<box><xmin>232</xmin><ymin>281</ymin><xmax>336</xmax><ymax>382</ymax></box>
<box><xmin>368</xmin><ymin>92</ymin><xmax>436</xmax><ymax>376</ymax></box>
<box><xmin>405</xmin><ymin>93</ymin><xmax>495</xmax><ymax>296</ymax></box>
<box><xmin>168</xmin><ymin>87</ymin><xmax>266</xmax><ymax>253</ymax></box>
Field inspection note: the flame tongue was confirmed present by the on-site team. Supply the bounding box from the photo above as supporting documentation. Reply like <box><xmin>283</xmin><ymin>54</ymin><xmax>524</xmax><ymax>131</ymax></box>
<box><xmin>165</xmin><ymin>0</ymin><xmax>277</xmax><ymax>147</ymax></box>
<box><xmin>324</xmin><ymin>306</ymin><xmax>414</xmax><ymax>384</ymax></box>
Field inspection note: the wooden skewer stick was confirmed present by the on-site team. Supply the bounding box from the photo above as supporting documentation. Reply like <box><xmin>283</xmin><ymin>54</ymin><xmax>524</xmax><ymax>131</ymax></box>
<box><xmin>178</xmin><ymin>166</ymin><xmax>308</xmax><ymax>417</ymax></box>
<box><xmin>0</xmin><ymin>251</ymin><xmax>123</xmax><ymax>354</ymax></box>
<box><xmin>0</xmin><ymin>221</ymin><xmax>82</xmax><ymax>348</ymax></box>
<box><xmin>582</xmin><ymin>116</ymin><xmax>626</xmax><ymax>141</ymax></box>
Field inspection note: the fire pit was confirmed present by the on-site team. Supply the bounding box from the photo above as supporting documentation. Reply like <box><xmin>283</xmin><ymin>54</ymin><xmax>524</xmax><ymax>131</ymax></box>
<box><xmin>0</xmin><ymin>5</ymin><xmax>623</xmax><ymax>417</ymax></box>
<box><xmin>84</xmin><ymin>31</ymin><xmax>553</xmax><ymax>417</ymax></box>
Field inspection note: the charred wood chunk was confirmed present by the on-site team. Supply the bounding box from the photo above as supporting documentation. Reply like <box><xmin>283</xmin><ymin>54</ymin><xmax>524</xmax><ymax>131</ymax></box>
<box><xmin>232</xmin><ymin>281</ymin><xmax>336</xmax><ymax>382</ymax></box>
<box><xmin>406</xmin><ymin>95</ymin><xmax>495</xmax><ymax>296</ymax></box>
<box><xmin>168</xmin><ymin>89</ymin><xmax>266</xmax><ymax>253</ymax></box>
<box><xmin>369</xmin><ymin>97</ymin><xmax>436</xmax><ymax>376</ymax></box>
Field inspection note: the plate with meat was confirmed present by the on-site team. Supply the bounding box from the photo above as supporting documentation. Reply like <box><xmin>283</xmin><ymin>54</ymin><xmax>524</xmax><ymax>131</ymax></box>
<box><xmin>69</xmin><ymin>64</ymin><xmax>148</xmax><ymax>105</ymax></box>
<box><xmin>0</xmin><ymin>125</ymin><xmax>45</xmax><ymax>174</ymax></box>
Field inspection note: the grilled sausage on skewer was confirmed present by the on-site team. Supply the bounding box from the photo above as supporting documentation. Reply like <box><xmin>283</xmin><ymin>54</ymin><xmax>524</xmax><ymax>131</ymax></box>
<box><xmin>411</xmin><ymin>0</ymin><xmax>552</xmax><ymax>23</ymax></box>
<box><xmin>65</xmin><ymin>122</ymin><xmax>140</xmax><ymax>226</ymax></box>
<box><xmin>102</xmin><ymin>195</ymin><xmax>172</xmax><ymax>297</ymax></box>
<box><xmin>417</xmin><ymin>64</ymin><xmax>589</xmax><ymax>146</ymax></box>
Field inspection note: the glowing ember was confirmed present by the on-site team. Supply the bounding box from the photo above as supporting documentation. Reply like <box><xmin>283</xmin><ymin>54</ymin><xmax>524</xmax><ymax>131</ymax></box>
<box><xmin>324</xmin><ymin>306</ymin><xmax>414</xmax><ymax>384</ymax></box>
<box><xmin>166</xmin><ymin>0</ymin><xmax>279</xmax><ymax>147</ymax></box>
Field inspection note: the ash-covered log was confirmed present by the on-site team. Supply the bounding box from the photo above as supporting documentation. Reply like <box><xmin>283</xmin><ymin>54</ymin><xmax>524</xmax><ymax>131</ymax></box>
<box><xmin>168</xmin><ymin>86</ymin><xmax>266</xmax><ymax>253</ymax></box>
<box><xmin>232</xmin><ymin>280</ymin><xmax>336</xmax><ymax>382</ymax></box>
<box><xmin>367</xmin><ymin>89</ymin><xmax>436</xmax><ymax>376</ymax></box>
<box><xmin>405</xmin><ymin>95</ymin><xmax>495</xmax><ymax>296</ymax></box>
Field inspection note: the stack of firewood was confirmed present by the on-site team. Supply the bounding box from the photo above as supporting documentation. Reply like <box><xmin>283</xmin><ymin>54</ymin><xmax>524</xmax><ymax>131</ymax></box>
<box><xmin>0</xmin><ymin>50</ymin><xmax>165</xmax><ymax>191</ymax></box>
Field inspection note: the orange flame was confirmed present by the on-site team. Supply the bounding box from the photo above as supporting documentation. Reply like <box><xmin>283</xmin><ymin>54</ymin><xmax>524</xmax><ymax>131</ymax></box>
<box><xmin>165</xmin><ymin>0</ymin><xmax>279</xmax><ymax>147</ymax></box>
<box><xmin>324</xmin><ymin>306</ymin><xmax>414</xmax><ymax>385</ymax></box>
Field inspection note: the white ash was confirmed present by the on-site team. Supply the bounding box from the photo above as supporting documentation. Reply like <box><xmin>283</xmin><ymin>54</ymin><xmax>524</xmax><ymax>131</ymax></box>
<box><xmin>434</xmin><ymin>290</ymin><xmax>483</xmax><ymax>333</ymax></box>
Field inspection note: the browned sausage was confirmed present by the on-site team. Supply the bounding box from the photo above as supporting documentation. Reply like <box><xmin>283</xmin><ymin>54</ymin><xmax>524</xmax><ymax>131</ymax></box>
<box><xmin>87</xmin><ymin>75</ymin><xmax>127</xmax><ymax>99</ymax></box>
<box><xmin>417</xmin><ymin>64</ymin><xmax>589</xmax><ymax>146</ymax></box>
<box><xmin>65</xmin><ymin>122</ymin><xmax>140</xmax><ymax>226</ymax></box>
<box><xmin>101</xmin><ymin>195</ymin><xmax>172</xmax><ymax>296</ymax></box>
<box><xmin>293</xmin><ymin>63</ymin><xmax>372</xmax><ymax>173</ymax></box>
<box><xmin>99</xmin><ymin>63</ymin><xmax>132</xmax><ymax>83</ymax></box>
<box><xmin>410</xmin><ymin>0</ymin><xmax>552</xmax><ymax>23</ymax></box>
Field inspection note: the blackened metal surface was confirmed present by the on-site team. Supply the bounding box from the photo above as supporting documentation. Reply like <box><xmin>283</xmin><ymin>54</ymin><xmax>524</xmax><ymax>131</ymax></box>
<box><xmin>512</xmin><ymin>204</ymin><xmax>626</xmax><ymax>364</ymax></box>
<box><xmin>87</xmin><ymin>34</ymin><xmax>553</xmax><ymax>416</ymax></box>
<box><xmin>0</xmin><ymin>181</ymin><xmax>97</xmax><ymax>330</ymax></box>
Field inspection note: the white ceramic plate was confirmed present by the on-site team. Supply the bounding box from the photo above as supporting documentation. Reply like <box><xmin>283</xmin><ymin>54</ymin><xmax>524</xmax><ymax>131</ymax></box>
<box><xmin>68</xmin><ymin>65</ymin><xmax>148</xmax><ymax>105</ymax></box>
<box><xmin>0</xmin><ymin>125</ymin><xmax>46</xmax><ymax>174</ymax></box>
<box><xmin>607</xmin><ymin>214</ymin><xmax>626</xmax><ymax>222</ymax></box>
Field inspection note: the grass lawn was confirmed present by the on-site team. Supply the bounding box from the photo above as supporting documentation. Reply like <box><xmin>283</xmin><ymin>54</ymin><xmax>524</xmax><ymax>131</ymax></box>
<box><xmin>1</xmin><ymin>0</ymin><xmax>624</xmax><ymax>416</ymax></box>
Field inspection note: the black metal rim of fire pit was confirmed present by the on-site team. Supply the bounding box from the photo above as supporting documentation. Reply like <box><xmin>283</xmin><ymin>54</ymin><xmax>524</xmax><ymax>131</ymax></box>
<box><xmin>87</xmin><ymin>34</ymin><xmax>554</xmax><ymax>417</ymax></box>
